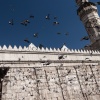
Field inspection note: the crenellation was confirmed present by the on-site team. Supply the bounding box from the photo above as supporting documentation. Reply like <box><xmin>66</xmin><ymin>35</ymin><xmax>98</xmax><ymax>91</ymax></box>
<box><xmin>70</xmin><ymin>49</ymin><xmax>75</xmax><ymax>53</ymax></box>
<box><xmin>74</xmin><ymin>49</ymin><xmax>78</xmax><ymax>53</ymax></box>
<box><xmin>37</xmin><ymin>47</ymin><xmax>41</xmax><ymax>51</ymax></box>
<box><xmin>3</xmin><ymin>45</ymin><xmax>7</xmax><ymax>50</ymax></box>
<box><xmin>57</xmin><ymin>48</ymin><xmax>60</xmax><ymax>52</ymax></box>
<box><xmin>77</xmin><ymin>49</ymin><xmax>81</xmax><ymax>53</ymax></box>
<box><xmin>8</xmin><ymin>45</ymin><xmax>13</xmax><ymax>50</ymax></box>
<box><xmin>46</xmin><ymin>47</ymin><xmax>49</xmax><ymax>52</ymax></box>
<box><xmin>18</xmin><ymin>46</ymin><xmax>23</xmax><ymax>51</ymax></box>
<box><xmin>41</xmin><ymin>47</ymin><xmax>45</xmax><ymax>51</ymax></box>
<box><xmin>50</xmin><ymin>47</ymin><xmax>53</xmax><ymax>52</ymax></box>
<box><xmin>95</xmin><ymin>50</ymin><xmax>99</xmax><ymax>54</ymax></box>
<box><xmin>23</xmin><ymin>46</ymin><xmax>28</xmax><ymax>50</ymax></box>
<box><xmin>13</xmin><ymin>45</ymin><xmax>18</xmax><ymax>50</ymax></box>
<box><xmin>53</xmin><ymin>48</ymin><xmax>57</xmax><ymax>52</ymax></box>
<box><xmin>1</xmin><ymin>44</ymin><xmax>100</xmax><ymax>54</ymax></box>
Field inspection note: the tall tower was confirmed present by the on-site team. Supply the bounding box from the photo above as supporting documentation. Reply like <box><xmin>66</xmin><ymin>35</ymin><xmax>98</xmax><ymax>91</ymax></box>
<box><xmin>75</xmin><ymin>0</ymin><xmax>100</xmax><ymax>50</ymax></box>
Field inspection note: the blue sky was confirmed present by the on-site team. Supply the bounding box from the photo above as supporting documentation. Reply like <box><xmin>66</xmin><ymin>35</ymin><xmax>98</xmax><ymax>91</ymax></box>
<box><xmin>0</xmin><ymin>0</ymin><xmax>99</xmax><ymax>49</ymax></box>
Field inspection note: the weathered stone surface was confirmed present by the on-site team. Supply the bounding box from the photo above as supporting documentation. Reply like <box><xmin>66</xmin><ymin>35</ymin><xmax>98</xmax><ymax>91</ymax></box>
<box><xmin>0</xmin><ymin>65</ymin><xmax>100</xmax><ymax>100</ymax></box>
<box><xmin>0</xmin><ymin>44</ymin><xmax>99</xmax><ymax>100</ymax></box>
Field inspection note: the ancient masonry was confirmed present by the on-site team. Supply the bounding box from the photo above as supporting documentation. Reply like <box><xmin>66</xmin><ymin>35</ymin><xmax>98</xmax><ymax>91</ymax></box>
<box><xmin>1</xmin><ymin>0</ymin><xmax>100</xmax><ymax>100</ymax></box>
<box><xmin>0</xmin><ymin>43</ymin><xmax>100</xmax><ymax>100</ymax></box>
<box><xmin>76</xmin><ymin>0</ymin><xmax>100</xmax><ymax>50</ymax></box>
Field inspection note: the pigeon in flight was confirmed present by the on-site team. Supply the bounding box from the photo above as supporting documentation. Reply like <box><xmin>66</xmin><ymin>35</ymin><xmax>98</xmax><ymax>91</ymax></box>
<box><xmin>84</xmin><ymin>45</ymin><xmax>89</xmax><ymax>48</ymax></box>
<box><xmin>39</xmin><ymin>44</ymin><xmax>44</xmax><ymax>49</ymax></box>
<box><xmin>9</xmin><ymin>19</ymin><xmax>14</xmax><ymax>25</ymax></box>
<box><xmin>21</xmin><ymin>19</ymin><xmax>30</xmax><ymax>26</ymax></box>
<box><xmin>81</xmin><ymin>36</ymin><xmax>89</xmax><ymax>41</ymax></box>
<box><xmin>21</xmin><ymin>22</ymin><xmax>27</xmax><ymax>26</ymax></box>
<box><xmin>33</xmin><ymin>33</ymin><xmax>38</xmax><ymax>38</ymax></box>
<box><xmin>54</xmin><ymin>16</ymin><xmax>57</xmax><ymax>20</ymax></box>
<box><xmin>57</xmin><ymin>32</ymin><xmax>61</xmax><ymax>35</ymax></box>
<box><xmin>25</xmin><ymin>20</ymin><xmax>30</xmax><ymax>23</ymax></box>
<box><xmin>45</xmin><ymin>14</ymin><xmax>50</xmax><ymax>20</ymax></box>
<box><xmin>65</xmin><ymin>32</ymin><xmax>69</xmax><ymax>36</ymax></box>
<box><xmin>30</xmin><ymin>15</ymin><xmax>34</xmax><ymax>18</ymax></box>
<box><xmin>24</xmin><ymin>39</ymin><xmax>30</xmax><ymax>43</ymax></box>
<box><xmin>95</xmin><ymin>1</ymin><xmax>100</xmax><ymax>5</ymax></box>
<box><xmin>53</xmin><ymin>21</ymin><xmax>59</xmax><ymax>25</ymax></box>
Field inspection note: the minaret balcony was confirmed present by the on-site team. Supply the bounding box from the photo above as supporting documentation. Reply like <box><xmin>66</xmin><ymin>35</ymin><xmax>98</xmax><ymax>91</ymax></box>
<box><xmin>77</xmin><ymin>2</ymin><xmax>97</xmax><ymax>15</ymax></box>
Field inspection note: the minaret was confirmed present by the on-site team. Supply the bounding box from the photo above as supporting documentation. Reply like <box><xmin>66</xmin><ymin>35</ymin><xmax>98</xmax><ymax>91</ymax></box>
<box><xmin>75</xmin><ymin>0</ymin><xmax>100</xmax><ymax>50</ymax></box>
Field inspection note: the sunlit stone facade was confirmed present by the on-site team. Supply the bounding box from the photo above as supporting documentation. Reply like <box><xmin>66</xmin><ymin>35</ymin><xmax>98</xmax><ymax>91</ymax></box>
<box><xmin>0</xmin><ymin>43</ymin><xmax>100</xmax><ymax>100</ymax></box>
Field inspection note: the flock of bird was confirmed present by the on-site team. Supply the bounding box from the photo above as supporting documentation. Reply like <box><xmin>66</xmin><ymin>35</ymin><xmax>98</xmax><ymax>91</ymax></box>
<box><xmin>8</xmin><ymin>1</ymin><xmax>100</xmax><ymax>49</ymax></box>
<box><xmin>8</xmin><ymin>13</ymin><xmax>71</xmax><ymax>48</ymax></box>
<box><xmin>9</xmin><ymin>15</ymin><xmax>34</xmax><ymax>26</ymax></box>
<box><xmin>9</xmin><ymin>14</ymin><xmax>61</xmax><ymax>47</ymax></box>
<box><xmin>0</xmin><ymin>1</ymin><xmax>100</xmax><ymax>52</ymax></box>
<box><xmin>8</xmin><ymin>13</ymin><xmax>90</xmax><ymax>49</ymax></box>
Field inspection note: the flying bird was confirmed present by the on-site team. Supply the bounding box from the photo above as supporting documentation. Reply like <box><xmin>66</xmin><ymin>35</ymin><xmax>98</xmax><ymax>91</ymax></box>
<box><xmin>21</xmin><ymin>22</ymin><xmax>27</xmax><ymax>26</ymax></box>
<box><xmin>39</xmin><ymin>44</ymin><xmax>44</xmax><ymax>49</ymax></box>
<box><xmin>95</xmin><ymin>2</ymin><xmax>100</xmax><ymax>5</ymax></box>
<box><xmin>54</xmin><ymin>16</ymin><xmax>57</xmax><ymax>20</ymax></box>
<box><xmin>53</xmin><ymin>21</ymin><xmax>59</xmax><ymax>25</ymax></box>
<box><xmin>84</xmin><ymin>45</ymin><xmax>89</xmax><ymax>48</ymax></box>
<box><xmin>30</xmin><ymin>15</ymin><xmax>34</xmax><ymax>18</ymax></box>
<box><xmin>81</xmin><ymin>36</ymin><xmax>89</xmax><ymax>41</ymax></box>
<box><xmin>24</xmin><ymin>39</ymin><xmax>30</xmax><ymax>43</ymax></box>
<box><xmin>65</xmin><ymin>32</ymin><xmax>69</xmax><ymax>36</ymax></box>
<box><xmin>45</xmin><ymin>14</ymin><xmax>50</xmax><ymax>20</ymax></box>
<box><xmin>25</xmin><ymin>19</ymin><xmax>30</xmax><ymax>23</ymax></box>
<box><xmin>33</xmin><ymin>33</ymin><xmax>38</xmax><ymax>38</ymax></box>
<box><xmin>57</xmin><ymin>32</ymin><xmax>61</xmax><ymax>35</ymax></box>
<box><xmin>9</xmin><ymin>19</ymin><xmax>14</xmax><ymax>25</ymax></box>
<box><xmin>21</xmin><ymin>19</ymin><xmax>30</xmax><ymax>26</ymax></box>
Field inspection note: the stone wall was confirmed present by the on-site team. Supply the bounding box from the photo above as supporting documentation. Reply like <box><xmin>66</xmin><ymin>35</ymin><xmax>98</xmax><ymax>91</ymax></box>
<box><xmin>1</xmin><ymin>65</ymin><xmax>100</xmax><ymax>100</ymax></box>
<box><xmin>0</xmin><ymin>43</ymin><xmax>100</xmax><ymax>100</ymax></box>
